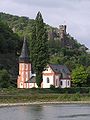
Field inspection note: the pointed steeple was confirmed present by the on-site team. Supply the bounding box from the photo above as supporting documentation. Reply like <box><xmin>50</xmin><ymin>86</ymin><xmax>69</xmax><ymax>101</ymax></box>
<box><xmin>19</xmin><ymin>37</ymin><xmax>30</xmax><ymax>63</ymax></box>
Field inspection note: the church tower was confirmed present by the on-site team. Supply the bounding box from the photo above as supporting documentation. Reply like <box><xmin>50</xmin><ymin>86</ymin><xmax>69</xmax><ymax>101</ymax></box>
<box><xmin>17</xmin><ymin>38</ymin><xmax>32</xmax><ymax>88</ymax></box>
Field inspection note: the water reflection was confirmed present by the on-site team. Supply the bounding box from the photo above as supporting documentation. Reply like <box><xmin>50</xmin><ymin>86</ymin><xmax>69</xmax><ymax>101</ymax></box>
<box><xmin>0</xmin><ymin>104</ymin><xmax>90</xmax><ymax>120</ymax></box>
<box><xmin>58</xmin><ymin>114</ymin><xmax>90</xmax><ymax>118</ymax></box>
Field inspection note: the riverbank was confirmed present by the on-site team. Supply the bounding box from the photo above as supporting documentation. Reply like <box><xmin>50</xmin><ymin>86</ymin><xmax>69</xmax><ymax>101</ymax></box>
<box><xmin>0</xmin><ymin>93</ymin><xmax>90</xmax><ymax>105</ymax></box>
<box><xmin>0</xmin><ymin>93</ymin><xmax>90</xmax><ymax>103</ymax></box>
<box><xmin>1</xmin><ymin>101</ymin><xmax>90</xmax><ymax>107</ymax></box>
<box><xmin>0</xmin><ymin>88</ymin><xmax>90</xmax><ymax>105</ymax></box>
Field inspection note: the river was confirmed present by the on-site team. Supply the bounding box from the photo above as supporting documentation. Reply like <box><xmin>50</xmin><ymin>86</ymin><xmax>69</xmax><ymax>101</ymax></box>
<box><xmin>0</xmin><ymin>104</ymin><xmax>90</xmax><ymax>120</ymax></box>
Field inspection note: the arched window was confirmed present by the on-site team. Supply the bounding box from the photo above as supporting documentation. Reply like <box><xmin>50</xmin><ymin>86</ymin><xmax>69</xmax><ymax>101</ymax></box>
<box><xmin>60</xmin><ymin>81</ymin><xmax>63</xmax><ymax>86</ymax></box>
<box><xmin>68</xmin><ymin>81</ymin><xmax>70</xmax><ymax>86</ymax></box>
<box><xmin>47</xmin><ymin>77</ymin><xmax>49</xmax><ymax>83</ymax></box>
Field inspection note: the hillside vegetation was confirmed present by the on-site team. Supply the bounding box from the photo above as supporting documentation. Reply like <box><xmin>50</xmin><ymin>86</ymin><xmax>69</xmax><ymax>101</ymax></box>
<box><xmin>0</xmin><ymin>12</ymin><xmax>90</xmax><ymax>87</ymax></box>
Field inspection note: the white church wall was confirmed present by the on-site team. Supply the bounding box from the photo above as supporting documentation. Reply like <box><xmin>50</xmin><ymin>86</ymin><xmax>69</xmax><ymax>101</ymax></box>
<box><xmin>43</xmin><ymin>75</ymin><xmax>54</xmax><ymax>88</ymax></box>
<box><xmin>60</xmin><ymin>79</ymin><xmax>71</xmax><ymax>88</ymax></box>
<box><xmin>55</xmin><ymin>75</ymin><xmax>60</xmax><ymax>88</ymax></box>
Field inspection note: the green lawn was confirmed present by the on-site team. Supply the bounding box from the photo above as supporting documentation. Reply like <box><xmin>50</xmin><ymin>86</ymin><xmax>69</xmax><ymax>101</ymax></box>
<box><xmin>0</xmin><ymin>88</ymin><xmax>90</xmax><ymax>103</ymax></box>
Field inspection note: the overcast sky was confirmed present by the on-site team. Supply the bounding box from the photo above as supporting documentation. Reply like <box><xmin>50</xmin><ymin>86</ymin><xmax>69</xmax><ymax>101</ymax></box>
<box><xmin>0</xmin><ymin>0</ymin><xmax>90</xmax><ymax>48</ymax></box>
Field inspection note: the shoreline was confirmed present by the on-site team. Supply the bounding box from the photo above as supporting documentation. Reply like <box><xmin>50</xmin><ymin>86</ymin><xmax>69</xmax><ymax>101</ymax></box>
<box><xmin>0</xmin><ymin>101</ymin><xmax>90</xmax><ymax>107</ymax></box>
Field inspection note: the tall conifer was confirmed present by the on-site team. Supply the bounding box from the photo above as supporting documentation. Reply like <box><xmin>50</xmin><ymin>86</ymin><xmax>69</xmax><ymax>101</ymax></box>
<box><xmin>30</xmin><ymin>12</ymin><xmax>49</xmax><ymax>87</ymax></box>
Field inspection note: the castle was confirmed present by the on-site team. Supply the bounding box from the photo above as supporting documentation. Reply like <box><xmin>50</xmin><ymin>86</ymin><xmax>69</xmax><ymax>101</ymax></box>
<box><xmin>48</xmin><ymin>25</ymin><xmax>74</xmax><ymax>48</ymax></box>
<box><xmin>17</xmin><ymin>38</ymin><xmax>71</xmax><ymax>88</ymax></box>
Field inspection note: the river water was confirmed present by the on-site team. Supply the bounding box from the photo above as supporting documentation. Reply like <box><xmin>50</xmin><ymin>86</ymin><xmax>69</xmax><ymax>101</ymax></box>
<box><xmin>0</xmin><ymin>104</ymin><xmax>90</xmax><ymax>120</ymax></box>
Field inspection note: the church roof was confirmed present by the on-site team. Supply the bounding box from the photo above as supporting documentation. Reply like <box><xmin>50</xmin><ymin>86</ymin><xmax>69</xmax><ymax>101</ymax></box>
<box><xmin>19</xmin><ymin>37</ymin><xmax>30</xmax><ymax>63</ymax></box>
<box><xmin>25</xmin><ymin>76</ymin><xmax>36</xmax><ymax>83</ymax></box>
<box><xmin>49</xmin><ymin>64</ymin><xmax>70</xmax><ymax>79</ymax></box>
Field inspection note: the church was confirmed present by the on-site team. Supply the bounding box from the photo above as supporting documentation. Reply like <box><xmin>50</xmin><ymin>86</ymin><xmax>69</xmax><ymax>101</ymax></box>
<box><xmin>17</xmin><ymin>39</ymin><xmax>71</xmax><ymax>88</ymax></box>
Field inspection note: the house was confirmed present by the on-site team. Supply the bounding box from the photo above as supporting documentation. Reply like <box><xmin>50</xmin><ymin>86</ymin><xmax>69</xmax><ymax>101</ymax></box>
<box><xmin>17</xmin><ymin>38</ymin><xmax>71</xmax><ymax>88</ymax></box>
<box><xmin>42</xmin><ymin>64</ymin><xmax>71</xmax><ymax>88</ymax></box>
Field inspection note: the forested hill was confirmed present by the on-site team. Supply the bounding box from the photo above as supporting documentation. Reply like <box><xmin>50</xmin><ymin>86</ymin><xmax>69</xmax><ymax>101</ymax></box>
<box><xmin>0</xmin><ymin>18</ymin><xmax>22</xmax><ymax>80</ymax></box>
<box><xmin>0</xmin><ymin>12</ymin><xmax>90</xmax><ymax>82</ymax></box>
<box><xmin>0</xmin><ymin>12</ymin><xmax>87</xmax><ymax>50</ymax></box>
<box><xmin>0</xmin><ymin>12</ymin><xmax>35</xmax><ymax>37</ymax></box>
<box><xmin>0</xmin><ymin>12</ymin><xmax>87</xmax><ymax>48</ymax></box>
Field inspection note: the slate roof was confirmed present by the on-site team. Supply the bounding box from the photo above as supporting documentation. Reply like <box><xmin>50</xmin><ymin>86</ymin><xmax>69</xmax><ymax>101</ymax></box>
<box><xmin>49</xmin><ymin>64</ymin><xmax>70</xmax><ymax>79</ymax></box>
<box><xmin>25</xmin><ymin>64</ymin><xmax>70</xmax><ymax>84</ymax></box>
<box><xmin>19</xmin><ymin>37</ymin><xmax>30</xmax><ymax>63</ymax></box>
<box><xmin>25</xmin><ymin>76</ymin><xmax>36</xmax><ymax>83</ymax></box>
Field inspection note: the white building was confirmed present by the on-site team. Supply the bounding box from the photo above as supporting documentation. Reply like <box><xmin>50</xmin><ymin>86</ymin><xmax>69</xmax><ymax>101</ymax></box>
<box><xmin>42</xmin><ymin>64</ymin><xmax>71</xmax><ymax>88</ymax></box>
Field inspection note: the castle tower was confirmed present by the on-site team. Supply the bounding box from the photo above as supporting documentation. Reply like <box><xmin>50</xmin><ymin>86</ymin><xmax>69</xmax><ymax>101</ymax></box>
<box><xmin>17</xmin><ymin>38</ymin><xmax>32</xmax><ymax>88</ymax></box>
<box><xmin>59</xmin><ymin>25</ymin><xmax>67</xmax><ymax>47</ymax></box>
<box><xmin>59</xmin><ymin>25</ymin><xmax>66</xmax><ymax>39</ymax></box>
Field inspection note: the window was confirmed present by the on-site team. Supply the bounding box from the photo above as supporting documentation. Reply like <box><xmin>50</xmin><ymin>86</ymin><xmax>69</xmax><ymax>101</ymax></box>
<box><xmin>56</xmin><ymin>79</ymin><xmax>58</xmax><ymax>86</ymax></box>
<box><xmin>44</xmin><ymin>67</ymin><xmax>48</xmax><ymax>71</ymax></box>
<box><xmin>25</xmin><ymin>64</ymin><xmax>28</xmax><ymax>70</ymax></box>
<box><xmin>47</xmin><ymin>77</ymin><xmax>49</xmax><ymax>83</ymax></box>
<box><xmin>26</xmin><ymin>72</ymin><xmax>28</xmax><ymax>81</ymax></box>
<box><xmin>22</xmin><ymin>64</ymin><xmax>24</xmax><ymax>70</ymax></box>
<box><xmin>60</xmin><ymin>81</ymin><xmax>63</xmax><ymax>86</ymax></box>
<box><xmin>20</xmin><ymin>82</ymin><xmax>23</xmax><ymax>88</ymax></box>
<box><xmin>46</xmin><ymin>68</ymin><xmax>48</xmax><ymax>71</ymax></box>
<box><xmin>68</xmin><ymin>81</ymin><xmax>70</xmax><ymax>86</ymax></box>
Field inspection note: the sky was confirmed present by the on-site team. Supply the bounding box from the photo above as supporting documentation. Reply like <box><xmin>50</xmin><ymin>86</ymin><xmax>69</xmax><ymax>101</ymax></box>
<box><xmin>0</xmin><ymin>0</ymin><xmax>90</xmax><ymax>48</ymax></box>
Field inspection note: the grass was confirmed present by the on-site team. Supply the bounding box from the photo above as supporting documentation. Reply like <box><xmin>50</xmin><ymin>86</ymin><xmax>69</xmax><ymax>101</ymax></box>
<box><xmin>0</xmin><ymin>88</ymin><xmax>90</xmax><ymax>103</ymax></box>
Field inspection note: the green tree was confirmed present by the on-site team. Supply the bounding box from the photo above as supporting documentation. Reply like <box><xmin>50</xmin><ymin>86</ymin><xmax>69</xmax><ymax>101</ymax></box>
<box><xmin>86</xmin><ymin>66</ymin><xmax>90</xmax><ymax>86</ymax></box>
<box><xmin>0</xmin><ymin>69</ymin><xmax>10</xmax><ymax>88</ymax></box>
<box><xmin>0</xmin><ymin>20</ymin><xmax>20</xmax><ymax>53</ymax></box>
<box><xmin>71</xmin><ymin>65</ymin><xmax>88</xmax><ymax>87</ymax></box>
<box><xmin>30</xmin><ymin>12</ymin><xmax>49</xmax><ymax>87</ymax></box>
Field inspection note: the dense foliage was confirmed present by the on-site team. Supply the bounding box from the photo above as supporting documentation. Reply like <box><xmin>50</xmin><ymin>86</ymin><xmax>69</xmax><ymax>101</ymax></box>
<box><xmin>0</xmin><ymin>20</ymin><xmax>20</xmax><ymax>53</ymax></box>
<box><xmin>72</xmin><ymin>66</ymin><xmax>88</xmax><ymax>87</ymax></box>
<box><xmin>0</xmin><ymin>19</ymin><xmax>21</xmax><ymax>87</ymax></box>
<box><xmin>0</xmin><ymin>69</ymin><xmax>10</xmax><ymax>88</ymax></box>
<box><xmin>30</xmin><ymin>12</ymin><xmax>49</xmax><ymax>87</ymax></box>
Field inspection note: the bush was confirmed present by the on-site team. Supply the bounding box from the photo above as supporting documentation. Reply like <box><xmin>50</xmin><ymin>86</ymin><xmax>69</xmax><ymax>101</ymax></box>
<box><xmin>0</xmin><ymin>69</ymin><xmax>10</xmax><ymax>88</ymax></box>
<box><xmin>50</xmin><ymin>85</ymin><xmax>55</xmax><ymax>89</ymax></box>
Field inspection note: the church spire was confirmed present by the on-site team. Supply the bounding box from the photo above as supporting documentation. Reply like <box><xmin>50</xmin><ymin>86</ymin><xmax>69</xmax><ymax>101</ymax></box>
<box><xmin>19</xmin><ymin>37</ymin><xmax>30</xmax><ymax>63</ymax></box>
